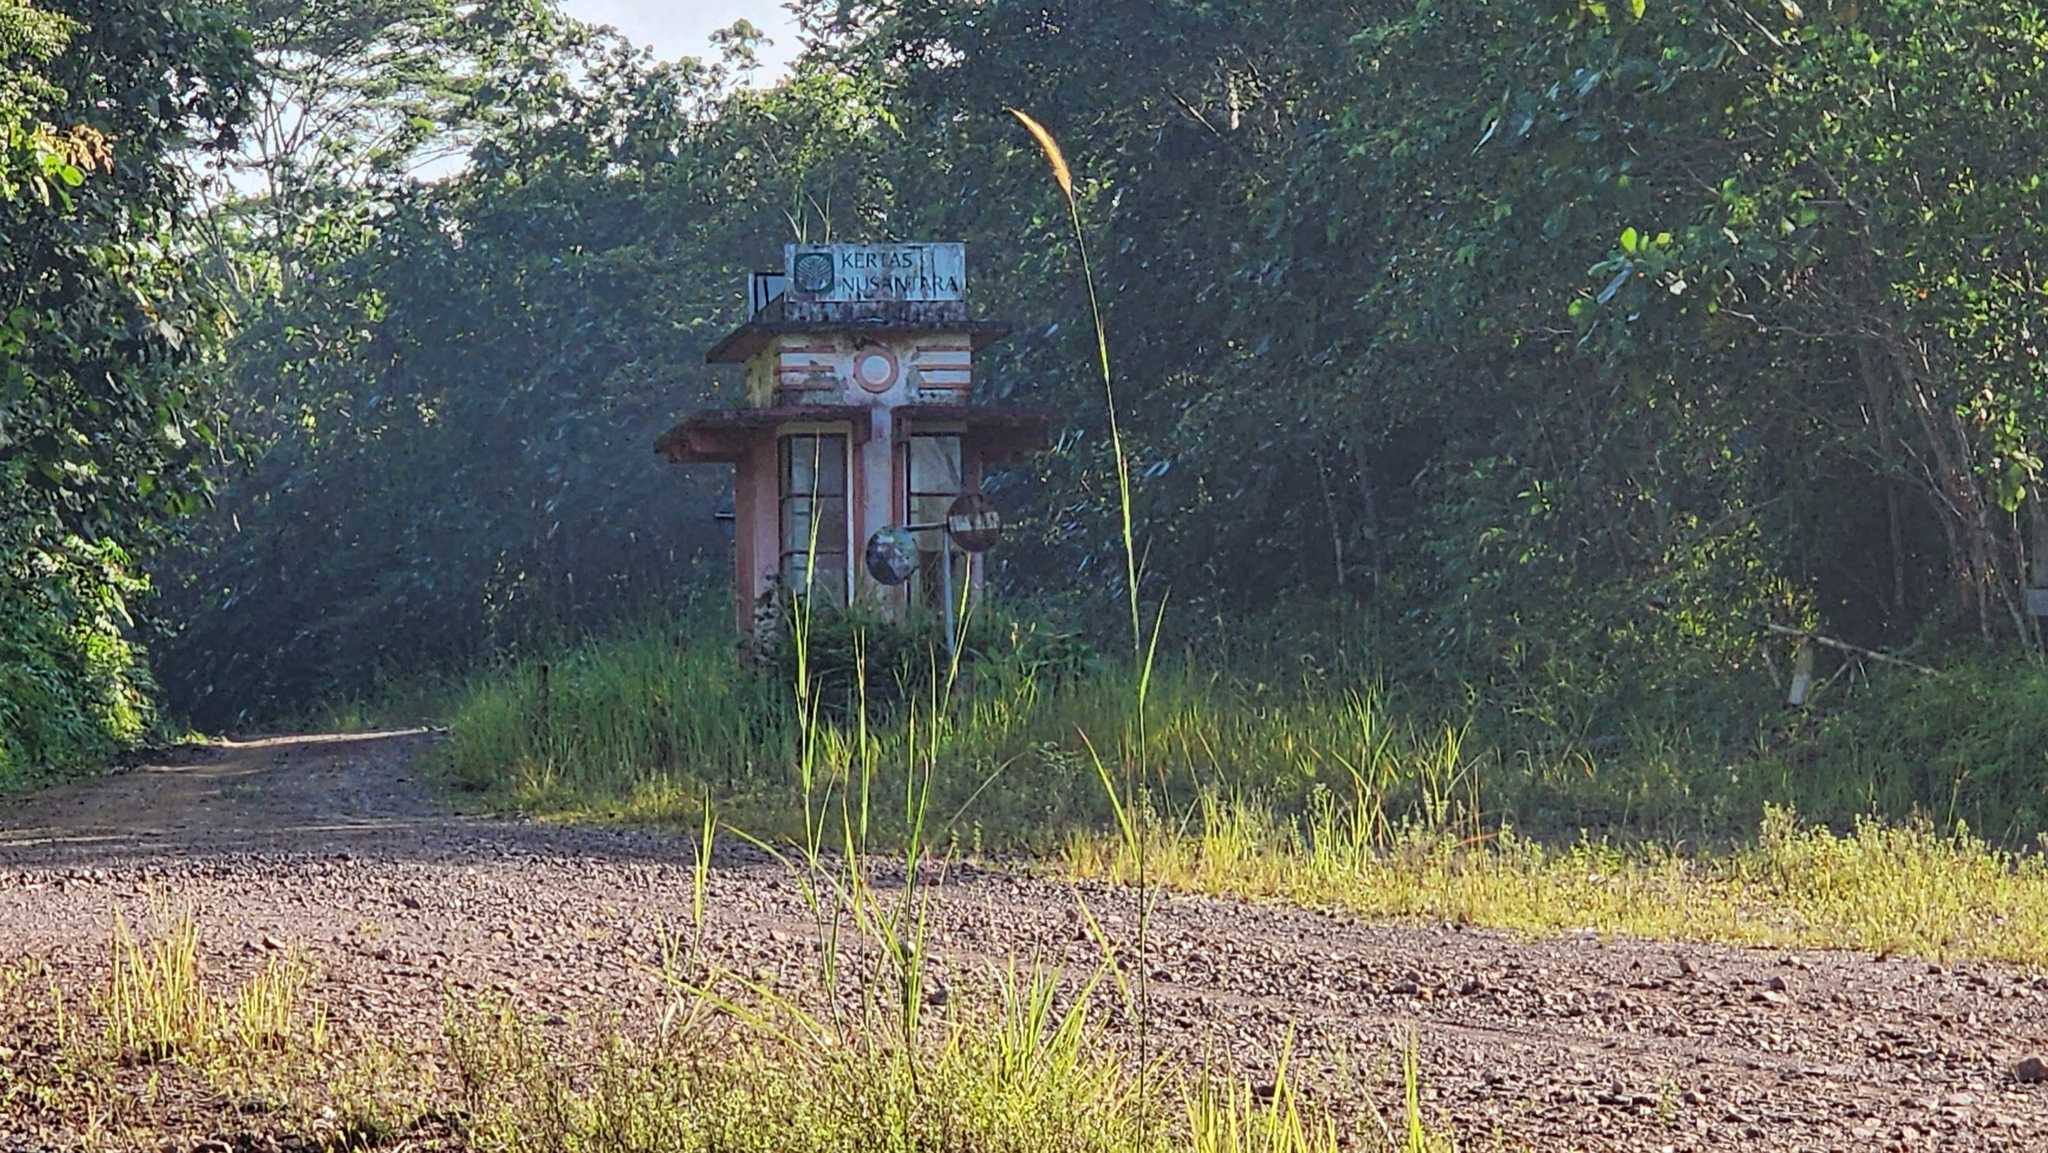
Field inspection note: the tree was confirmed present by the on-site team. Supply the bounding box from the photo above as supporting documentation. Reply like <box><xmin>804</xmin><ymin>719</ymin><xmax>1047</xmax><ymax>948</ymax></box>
<box><xmin>1</xmin><ymin>0</ymin><xmax>250</xmax><ymax>778</ymax></box>
<box><xmin>820</xmin><ymin>0</ymin><xmax>2046</xmax><ymax>722</ymax></box>
<box><xmin>186</xmin><ymin>0</ymin><xmax>570</xmax><ymax>299</ymax></box>
<box><xmin>151</xmin><ymin>20</ymin><xmax>885</xmax><ymax>723</ymax></box>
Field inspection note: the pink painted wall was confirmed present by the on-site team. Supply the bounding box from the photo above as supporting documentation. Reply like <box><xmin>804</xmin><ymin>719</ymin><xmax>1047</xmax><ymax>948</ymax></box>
<box><xmin>732</xmin><ymin>435</ymin><xmax>782</xmax><ymax>632</ymax></box>
<box><xmin>721</xmin><ymin>331</ymin><xmax>998</xmax><ymax>631</ymax></box>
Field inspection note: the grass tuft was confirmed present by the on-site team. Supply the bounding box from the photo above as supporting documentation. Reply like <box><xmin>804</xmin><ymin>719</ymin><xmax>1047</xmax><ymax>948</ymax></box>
<box><xmin>444</xmin><ymin>963</ymin><xmax>1437</xmax><ymax>1153</ymax></box>
<box><xmin>102</xmin><ymin>908</ymin><xmax>207</xmax><ymax>1062</ymax></box>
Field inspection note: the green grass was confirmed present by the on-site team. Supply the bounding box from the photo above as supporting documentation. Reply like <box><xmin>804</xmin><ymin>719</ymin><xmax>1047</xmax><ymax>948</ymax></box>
<box><xmin>428</xmin><ymin>619</ymin><xmax>2048</xmax><ymax>968</ymax></box>
<box><xmin>432</xmin><ymin>612</ymin><xmax>2045</xmax><ymax>840</ymax></box>
<box><xmin>1067</xmin><ymin>800</ymin><xmax>2048</xmax><ymax>965</ymax></box>
<box><xmin>1788</xmin><ymin>652</ymin><xmax>2048</xmax><ymax>840</ymax></box>
<box><xmin>440</xmin><ymin>623</ymin><xmax>789</xmax><ymax>811</ymax></box>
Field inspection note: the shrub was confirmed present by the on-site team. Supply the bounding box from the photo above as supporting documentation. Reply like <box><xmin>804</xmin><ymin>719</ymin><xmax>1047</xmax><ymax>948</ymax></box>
<box><xmin>0</xmin><ymin>537</ymin><xmax>156</xmax><ymax>787</ymax></box>
<box><xmin>760</xmin><ymin>599</ymin><xmax>1099</xmax><ymax>722</ymax></box>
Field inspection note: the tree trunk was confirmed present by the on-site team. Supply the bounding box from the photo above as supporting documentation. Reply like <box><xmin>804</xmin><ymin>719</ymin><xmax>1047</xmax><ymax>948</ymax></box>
<box><xmin>1854</xmin><ymin>343</ymin><xmax>1908</xmax><ymax>628</ymax></box>
<box><xmin>1348</xmin><ymin>426</ymin><xmax>1381</xmax><ymax>595</ymax></box>
<box><xmin>1315</xmin><ymin>447</ymin><xmax>1347</xmax><ymax>592</ymax></box>
<box><xmin>2028</xmin><ymin>496</ymin><xmax>2048</xmax><ymax>652</ymax></box>
<box><xmin>1888</xmin><ymin>342</ymin><xmax>2031</xmax><ymax>645</ymax></box>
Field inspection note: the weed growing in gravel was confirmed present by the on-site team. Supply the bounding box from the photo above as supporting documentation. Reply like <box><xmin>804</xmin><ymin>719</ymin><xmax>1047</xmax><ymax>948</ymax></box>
<box><xmin>9</xmin><ymin>913</ymin><xmax>1447</xmax><ymax>1151</ymax></box>
<box><xmin>443</xmin><ymin>964</ymin><xmax>1436</xmax><ymax>1153</ymax></box>
<box><xmin>1010</xmin><ymin>103</ymin><xmax>1175</xmax><ymax>1153</ymax></box>
<box><xmin>0</xmin><ymin>909</ymin><xmax>433</xmax><ymax>1148</ymax></box>
<box><xmin>232</xmin><ymin>952</ymin><xmax>322</xmax><ymax>1053</ymax></box>
<box><xmin>448</xmin><ymin>969</ymin><xmax>1145</xmax><ymax>1152</ymax></box>
<box><xmin>103</xmin><ymin>908</ymin><xmax>207</xmax><ymax>1061</ymax></box>
<box><xmin>97</xmin><ymin>907</ymin><xmax>326</xmax><ymax>1065</ymax></box>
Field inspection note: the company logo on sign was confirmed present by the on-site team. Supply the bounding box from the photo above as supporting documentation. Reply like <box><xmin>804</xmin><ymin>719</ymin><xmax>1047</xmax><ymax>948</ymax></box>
<box><xmin>792</xmin><ymin>251</ymin><xmax>835</xmax><ymax>294</ymax></box>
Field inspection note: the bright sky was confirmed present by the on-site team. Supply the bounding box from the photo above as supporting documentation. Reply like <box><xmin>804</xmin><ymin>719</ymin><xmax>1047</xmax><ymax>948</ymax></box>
<box><xmin>564</xmin><ymin>0</ymin><xmax>803</xmax><ymax>79</ymax></box>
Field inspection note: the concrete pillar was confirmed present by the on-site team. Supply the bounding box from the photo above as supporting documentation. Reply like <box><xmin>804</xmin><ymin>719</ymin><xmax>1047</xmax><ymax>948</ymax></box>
<box><xmin>858</xmin><ymin>405</ymin><xmax>901</xmax><ymax>614</ymax></box>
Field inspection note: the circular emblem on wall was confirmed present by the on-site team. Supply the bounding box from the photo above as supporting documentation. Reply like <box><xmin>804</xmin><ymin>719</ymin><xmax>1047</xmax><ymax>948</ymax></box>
<box><xmin>864</xmin><ymin>527</ymin><xmax>919</xmax><ymax>585</ymax></box>
<box><xmin>792</xmin><ymin>250</ymin><xmax>834</xmax><ymax>294</ymax></box>
<box><xmin>853</xmin><ymin>343</ymin><xmax>900</xmax><ymax>393</ymax></box>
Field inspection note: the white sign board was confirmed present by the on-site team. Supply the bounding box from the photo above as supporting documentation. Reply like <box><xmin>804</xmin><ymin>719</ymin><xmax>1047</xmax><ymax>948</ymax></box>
<box><xmin>786</xmin><ymin>243</ymin><xmax>966</xmax><ymax>304</ymax></box>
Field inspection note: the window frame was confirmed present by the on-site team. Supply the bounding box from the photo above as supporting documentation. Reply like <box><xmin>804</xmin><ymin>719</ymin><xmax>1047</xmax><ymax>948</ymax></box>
<box><xmin>903</xmin><ymin>429</ymin><xmax>966</xmax><ymax>609</ymax></box>
<box><xmin>778</xmin><ymin>430</ymin><xmax>852</xmax><ymax>605</ymax></box>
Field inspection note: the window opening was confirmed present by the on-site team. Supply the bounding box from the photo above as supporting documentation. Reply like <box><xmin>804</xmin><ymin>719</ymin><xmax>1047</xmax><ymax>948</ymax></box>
<box><xmin>780</xmin><ymin>433</ymin><xmax>850</xmax><ymax>605</ymax></box>
<box><xmin>905</xmin><ymin>433</ymin><xmax>963</xmax><ymax>609</ymax></box>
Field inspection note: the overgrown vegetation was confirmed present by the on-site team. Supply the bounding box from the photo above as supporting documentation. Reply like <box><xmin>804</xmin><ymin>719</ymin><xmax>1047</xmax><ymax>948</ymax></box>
<box><xmin>14</xmin><ymin>0</ymin><xmax>2048</xmax><ymax>1145</ymax></box>
<box><xmin>432</xmin><ymin>614</ymin><xmax>2048</xmax><ymax>966</ymax></box>
<box><xmin>442</xmin><ymin>610</ymin><xmax>2048</xmax><ymax>845</ymax></box>
<box><xmin>99</xmin><ymin>0</ymin><xmax>2044</xmax><ymax>745</ymax></box>
<box><xmin>7</xmin><ymin>0</ymin><xmax>2044</xmax><ymax>818</ymax></box>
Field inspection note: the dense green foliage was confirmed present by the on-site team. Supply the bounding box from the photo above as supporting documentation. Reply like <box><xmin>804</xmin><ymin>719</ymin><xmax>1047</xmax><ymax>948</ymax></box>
<box><xmin>858</xmin><ymin>0</ymin><xmax>2048</xmax><ymax>720</ymax></box>
<box><xmin>152</xmin><ymin>12</ymin><xmax>892</xmax><ymax>723</ymax></box>
<box><xmin>147</xmin><ymin>0</ymin><xmax>2048</xmax><ymax>747</ymax></box>
<box><xmin>1</xmin><ymin>0</ymin><xmax>248</xmax><ymax>780</ymax></box>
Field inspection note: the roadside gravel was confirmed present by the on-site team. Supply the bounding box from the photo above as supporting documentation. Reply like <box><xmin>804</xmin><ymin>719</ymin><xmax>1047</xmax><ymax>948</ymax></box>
<box><xmin>4</xmin><ymin>732</ymin><xmax>2046</xmax><ymax>1150</ymax></box>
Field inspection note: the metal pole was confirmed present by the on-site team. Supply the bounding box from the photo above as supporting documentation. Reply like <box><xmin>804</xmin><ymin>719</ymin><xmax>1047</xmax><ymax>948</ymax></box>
<box><xmin>941</xmin><ymin>539</ymin><xmax>956</xmax><ymax>659</ymax></box>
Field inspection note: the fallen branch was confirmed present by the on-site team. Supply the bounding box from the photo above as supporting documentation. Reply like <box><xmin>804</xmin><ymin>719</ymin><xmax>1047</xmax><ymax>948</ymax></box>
<box><xmin>1764</xmin><ymin>623</ymin><xmax>1939</xmax><ymax>676</ymax></box>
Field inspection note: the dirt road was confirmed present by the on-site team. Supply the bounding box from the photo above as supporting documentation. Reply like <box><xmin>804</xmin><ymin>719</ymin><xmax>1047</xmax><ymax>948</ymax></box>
<box><xmin>4</xmin><ymin>733</ymin><xmax>2047</xmax><ymax>1150</ymax></box>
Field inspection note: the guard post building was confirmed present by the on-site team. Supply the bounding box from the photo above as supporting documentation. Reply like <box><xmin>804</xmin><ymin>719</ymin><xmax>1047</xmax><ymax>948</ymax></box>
<box><xmin>657</xmin><ymin>242</ymin><xmax>1046</xmax><ymax>634</ymax></box>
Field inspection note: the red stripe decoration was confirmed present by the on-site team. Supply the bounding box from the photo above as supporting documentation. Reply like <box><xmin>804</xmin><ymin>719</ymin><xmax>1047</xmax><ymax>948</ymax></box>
<box><xmin>778</xmin><ymin>357</ymin><xmax>838</xmax><ymax>375</ymax></box>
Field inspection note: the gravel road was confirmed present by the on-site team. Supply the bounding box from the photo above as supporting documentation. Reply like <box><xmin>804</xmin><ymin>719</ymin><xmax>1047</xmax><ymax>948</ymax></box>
<box><xmin>4</xmin><ymin>732</ymin><xmax>2047</xmax><ymax>1150</ymax></box>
